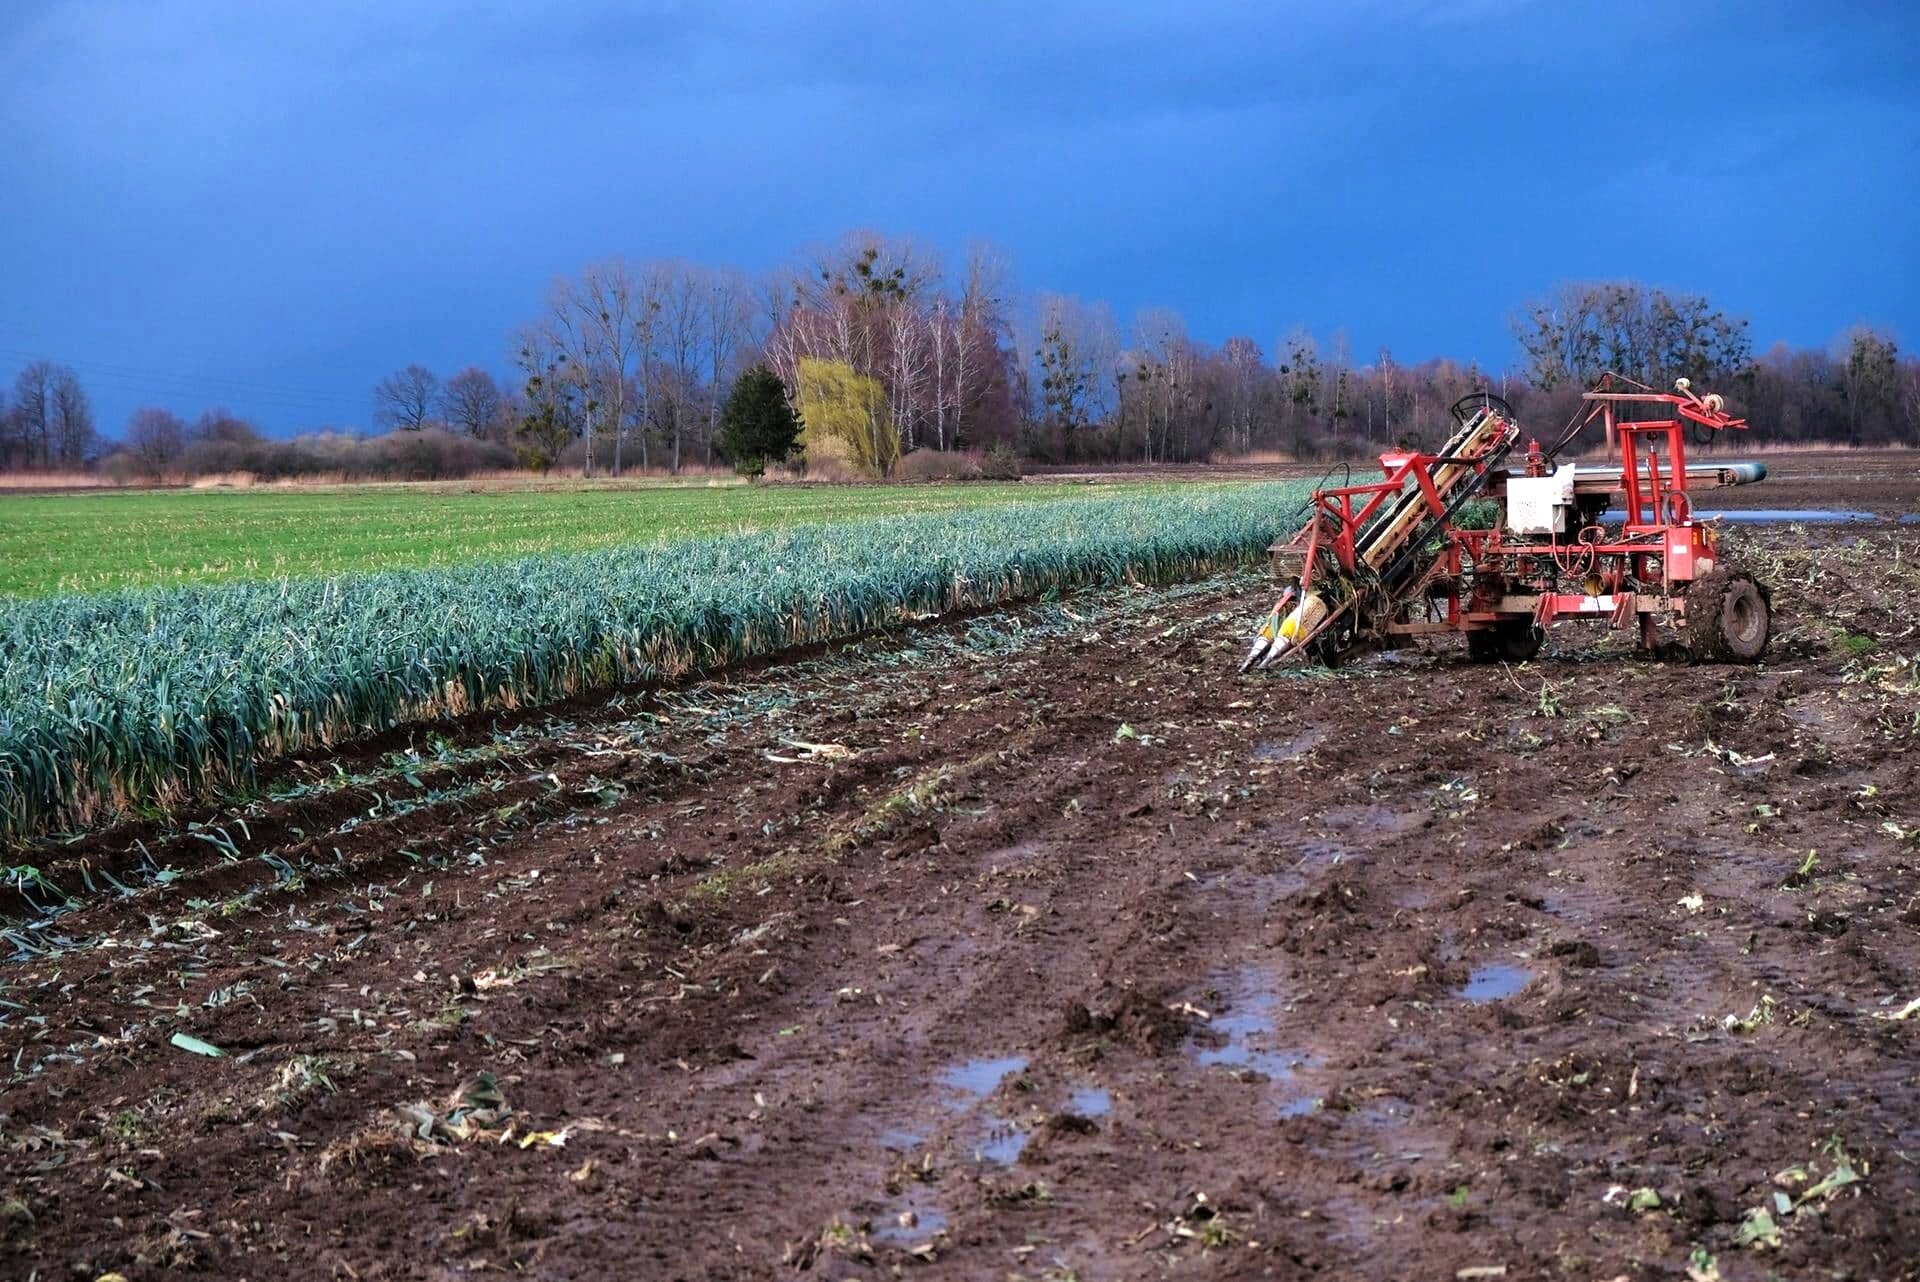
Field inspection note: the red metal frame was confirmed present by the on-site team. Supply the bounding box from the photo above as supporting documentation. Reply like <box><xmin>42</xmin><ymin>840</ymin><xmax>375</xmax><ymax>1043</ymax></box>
<box><xmin>1274</xmin><ymin>377</ymin><xmax>1748</xmax><ymax>656</ymax></box>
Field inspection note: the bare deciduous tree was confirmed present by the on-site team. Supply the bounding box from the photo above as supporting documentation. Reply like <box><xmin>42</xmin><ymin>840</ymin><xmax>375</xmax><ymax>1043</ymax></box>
<box><xmin>125</xmin><ymin>407</ymin><xmax>188</xmax><ymax>476</ymax></box>
<box><xmin>928</xmin><ymin>296</ymin><xmax>954</xmax><ymax>451</ymax></box>
<box><xmin>373</xmin><ymin>364</ymin><xmax>441</xmax><ymax>431</ymax></box>
<box><xmin>1128</xmin><ymin>307</ymin><xmax>1192</xmax><ymax>462</ymax></box>
<box><xmin>884</xmin><ymin>301</ymin><xmax>930</xmax><ymax>450</ymax></box>
<box><xmin>10</xmin><ymin>364</ymin><xmax>53</xmax><ymax>465</ymax></box>
<box><xmin>513</xmin><ymin>325</ymin><xmax>582</xmax><ymax>470</ymax></box>
<box><xmin>1031</xmin><ymin>293</ymin><xmax>1117</xmax><ymax>448</ymax></box>
<box><xmin>10</xmin><ymin>361</ymin><xmax>94</xmax><ymax>467</ymax></box>
<box><xmin>701</xmin><ymin>266</ymin><xmax>755</xmax><ymax>463</ymax></box>
<box><xmin>1840</xmin><ymin>325</ymin><xmax>1900</xmax><ymax>446</ymax></box>
<box><xmin>949</xmin><ymin>241</ymin><xmax>1011</xmax><ymax>450</ymax></box>
<box><xmin>1220</xmin><ymin>337</ymin><xmax>1264</xmax><ymax>454</ymax></box>
<box><xmin>657</xmin><ymin>262</ymin><xmax>706</xmax><ymax>472</ymax></box>
<box><xmin>53</xmin><ymin>377</ymin><xmax>93</xmax><ymax>464</ymax></box>
<box><xmin>442</xmin><ymin>366</ymin><xmax>506</xmax><ymax>439</ymax></box>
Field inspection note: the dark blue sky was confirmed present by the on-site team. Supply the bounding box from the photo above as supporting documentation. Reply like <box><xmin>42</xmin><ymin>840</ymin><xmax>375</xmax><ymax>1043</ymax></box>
<box><xmin>3</xmin><ymin>1</ymin><xmax>1916</xmax><ymax>436</ymax></box>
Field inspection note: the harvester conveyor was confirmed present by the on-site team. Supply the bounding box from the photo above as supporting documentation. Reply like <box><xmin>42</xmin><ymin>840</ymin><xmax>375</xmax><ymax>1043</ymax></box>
<box><xmin>1240</xmin><ymin>398</ymin><xmax>1518</xmax><ymax>669</ymax></box>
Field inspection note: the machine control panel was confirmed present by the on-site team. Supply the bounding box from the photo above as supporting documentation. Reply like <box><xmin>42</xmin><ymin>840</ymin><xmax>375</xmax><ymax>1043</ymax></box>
<box><xmin>1504</xmin><ymin>463</ymin><xmax>1579</xmax><ymax>536</ymax></box>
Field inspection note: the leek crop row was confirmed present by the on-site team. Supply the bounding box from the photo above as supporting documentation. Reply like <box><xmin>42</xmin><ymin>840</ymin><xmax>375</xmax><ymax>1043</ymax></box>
<box><xmin>0</xmin><ymin>482</ymin><xmax>1307</xmax><ymax>844</ymax></box>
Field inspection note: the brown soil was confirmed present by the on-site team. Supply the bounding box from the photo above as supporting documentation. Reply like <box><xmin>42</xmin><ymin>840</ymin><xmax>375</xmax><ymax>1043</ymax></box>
<box><xmin>1689</xmin><ymin>450</ymin><xmax>1920</xmax><ymax>516</ymax></box>
<box><xmin>2</xmin><ymin>479</ymin><xmax>1918</xmax><ymax>1279</ymax></box>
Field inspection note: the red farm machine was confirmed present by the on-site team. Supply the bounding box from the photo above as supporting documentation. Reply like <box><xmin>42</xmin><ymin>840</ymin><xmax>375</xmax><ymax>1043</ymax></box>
<box><xmin>1240</xmin><ymin>375</ymin><xmax>1774</xmax><ymax>671</ymax></box>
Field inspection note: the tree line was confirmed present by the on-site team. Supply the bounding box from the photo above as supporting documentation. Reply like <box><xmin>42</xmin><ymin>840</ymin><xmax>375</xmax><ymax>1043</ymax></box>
<box><xmin>484</xmin><ymin>237</ymin><xmax>1918</xmax><ymax>476</ymax></box>
<box><xmin>5</xmin><ymin>233</ymin><xmax>1915</xmax><ymax>481</ymax></box>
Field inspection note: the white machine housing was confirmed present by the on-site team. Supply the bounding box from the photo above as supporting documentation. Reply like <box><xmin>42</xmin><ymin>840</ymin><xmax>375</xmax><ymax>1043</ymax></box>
<box><xmin>1504</xmin><ymin>463</ymin><xmax>1578</xmax><ymax>536</ymax></box>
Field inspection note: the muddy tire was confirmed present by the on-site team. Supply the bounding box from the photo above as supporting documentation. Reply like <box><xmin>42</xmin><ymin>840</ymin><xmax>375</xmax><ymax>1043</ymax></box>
<box><xmin>1495</xmin><ymin>620</ymin><xmax>1545</xmax><ymax>662</ymax></box>
<box><xmin>1687</xmin><ymin>570</ymin><xmax>1770</xmax><ymax>663</ymax></box>
<box><xmin>1467</xmin><ymin>620</ymin><xmax>1544</xmax><ymax>663</ymax></box>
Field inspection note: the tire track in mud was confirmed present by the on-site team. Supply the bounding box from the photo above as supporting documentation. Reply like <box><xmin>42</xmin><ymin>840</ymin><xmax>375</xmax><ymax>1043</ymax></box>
<box><xmin>3</xmin><ymin>530</ymin><xmax>1919</xmax><ymax>1279</ymax></box>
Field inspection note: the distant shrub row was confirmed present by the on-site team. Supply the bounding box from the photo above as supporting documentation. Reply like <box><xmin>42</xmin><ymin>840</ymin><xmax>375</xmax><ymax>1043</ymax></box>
<box><xmin>102</xmin><ymin>426</ymin><xmax>519</xmax><ymax>484</ymax></box>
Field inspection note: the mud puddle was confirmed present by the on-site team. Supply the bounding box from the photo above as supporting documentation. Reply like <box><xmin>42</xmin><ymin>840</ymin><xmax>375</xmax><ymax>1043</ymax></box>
<box><xmin>1186</xmin><ymin>967</ymin><xmax>1315</xmax><ymax>1114</ymax></box>
<box><xmin>934</xmin><ymin>1054</ymin><xmax>1033</xmax><ymax>1166</ymax></box>
<box><xmin>1458</xmin><ymin>961</ymin><xmax>1534</xmax><ymax>1002</ymax></box>
<box><xmin>870</xmin><ymin>1195</ymin><xmax>948</xmax><ymax>1246</ymax></box>
<box><xmin>937</xmin><ymin>1054</ymin><xmax>1027</xmax><ymax>1106</ymax></box>
<box><xmin>968</xmin><ymin>1118</ymin><xmax>1029</xmax><ymax>1165</ymax></box>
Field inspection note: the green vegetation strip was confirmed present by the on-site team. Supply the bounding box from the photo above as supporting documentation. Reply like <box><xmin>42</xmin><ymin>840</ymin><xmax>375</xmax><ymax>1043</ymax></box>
<box><xmin>0</xmin><ymin>482</ymin><xmax>1309</xmax><ymax>844</ymax></box>
<box><xmin>0</xmin><ymin>478</ymin><xmax>1178</xmax><ymax>597</ymax></box>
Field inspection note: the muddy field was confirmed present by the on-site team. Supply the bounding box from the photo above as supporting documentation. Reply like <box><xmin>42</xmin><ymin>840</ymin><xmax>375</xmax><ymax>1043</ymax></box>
<box><xmin>2</xmin><ymin>479</ymin><xmax>1918</xmax><ymax>1279</ymax></box>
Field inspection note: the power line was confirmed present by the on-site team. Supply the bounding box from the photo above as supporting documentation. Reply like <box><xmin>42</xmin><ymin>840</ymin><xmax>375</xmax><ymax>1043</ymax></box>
<box><xmin>0</xmin><ymin>346</ymin><xmax>348</xmax><ymax>400</ymax></box>
<box><xmin>0</xmin><ymin>345</ymin><xmax>370</xmax><ymax>421</ymax></box>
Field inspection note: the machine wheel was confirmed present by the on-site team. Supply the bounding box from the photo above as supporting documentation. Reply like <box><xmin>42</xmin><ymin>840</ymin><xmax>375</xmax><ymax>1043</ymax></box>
<box><xmin>1687</xmin><ymin>570</ymin><xmax>1771</xmax><ymax>663</ymax></box>
<box><xmin>1467</xmin><ymin>620</ymin><xmax>1544</xmax><ymax>663</ymax></box>
<box><xmin>1496</xmin><ymin>620</ymin><xmax>1545</xmax><ymax>662</ymax></box>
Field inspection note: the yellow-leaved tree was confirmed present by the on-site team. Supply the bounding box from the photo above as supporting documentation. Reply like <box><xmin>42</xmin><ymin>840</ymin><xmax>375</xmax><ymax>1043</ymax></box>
<box><xmin>795</xmin><ymin>357</ymin><xmax>899</xmax><ymax>478</ymax></box>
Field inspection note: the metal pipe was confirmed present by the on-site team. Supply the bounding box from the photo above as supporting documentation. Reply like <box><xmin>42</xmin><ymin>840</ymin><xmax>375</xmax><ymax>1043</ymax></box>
<box><xmin>1568</xmin><ymin>461</ymin><xmax>1767</xmax><ymax>486</ymax></box>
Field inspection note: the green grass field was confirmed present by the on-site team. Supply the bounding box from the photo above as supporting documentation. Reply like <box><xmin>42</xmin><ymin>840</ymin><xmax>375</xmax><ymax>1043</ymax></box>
<box><xmin>0</xmin><ymin>477</ymin><xmax>1177</xmax><ymax>597</ymax></box>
